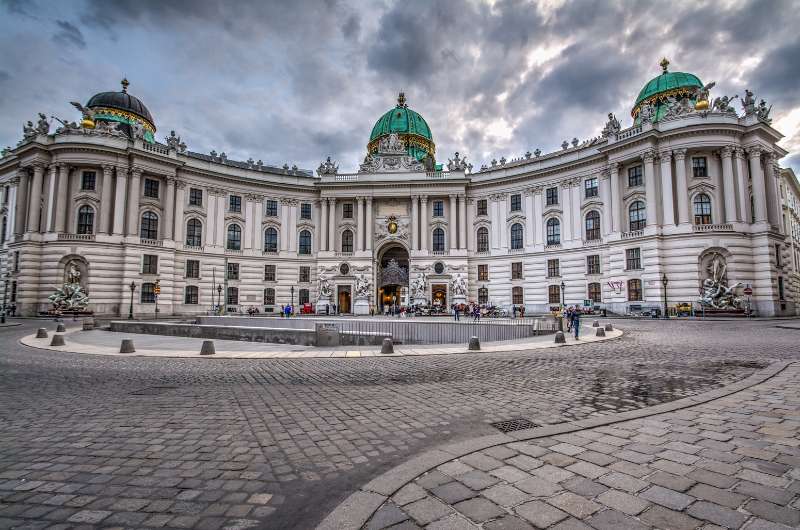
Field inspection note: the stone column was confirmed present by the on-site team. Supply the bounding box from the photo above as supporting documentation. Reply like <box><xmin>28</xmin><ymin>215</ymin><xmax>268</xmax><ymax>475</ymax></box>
<box><xmin>420</xmin><ymin>196</ymin><xmax>429</xmax><ymax>251</ymax></box>
<box><xmin>735</xmin><ymin>148</ymin><xmax>750</xmax><ymax>222</ymax></box>
<box><xmin>243</xmin><ymin>195</ymin><xmax>254</xmax><ymax>250</ymax></box>
<box><xmin>571</xmin><ymin>181</ymin><xmax>581</xmax><ymax>238</ymax></box>
<box><xmin>466</xmin><ymin>198</ymin><xmax>475</xmax><ymax>251</ymax></box>
<box><xmin>365</xmin><ymin>197</ymin><xmax>373</xmax><ymax>252</ymax></box>
<box><xmin>764</xmin><ymin>153</ymin><xmax>781</xmax><ymax>229</ymax></box>
<box><xmin>449</xmin><ymin>194</ymin><xmax>458</xmax><ymax>250</ymax></box>
<box><xmin>410</xmin><ymin>195</ymin><xmax>419</xmax><ymax>250</ymax></box>
<box><xmin>288</xmin><ymin>200</ymin><xmax>298</xmax><ymax>252</ymax></box>
<box><xmin>458</xmin><ymin>194</ymin><xmax>467</xmax><ymax>250</ymax></box>
<box><xmin>561</xmin><ymin>183</ymin><xmax>572</xmax><ymax>241</ymax></box>
<box><xmin>7</xmin><ymin>177</ymin><xmax>18</xmax><ymax>239</ymax></box>
<box><xmin>112</xmin><ymin>167</ymin><xmax>127</xmax><ymax>235</ymax></box>
<box><xmin>126</xmin><ymin>167</ymin><xmax>142</xmax><ymax>236</ymax></box>
<box><xmin>216</xmin><ymin>190</ymin><xmax>226</xmax><ymax>246</ymax></box>
<box><xmin>27</xmin><ymin>164</ymin><xmax>44</xmax><ymax>232</ymax></box>
<box><xmin>174</xmin><ymin>181</ymin><xmax>186</xmax><ymax>244</ymax></box>
<box><xmin>523</xmin><ymin>190</ymin><xmax>534</xmax><ymax>246</ymax></box>
<box><xmin>643</xmin><ymin>151</ymin><xmax>658</xmax><ymax>227</ymax></box>
<box><xmin>44</xmin><ymin>164</ymin><xmax>57</xmax><ymax>232</ymax></box>
<box><xmin>748</xmin><ymin>147</ymin><xmax>768</xmax><ymax>223</ymax></box>
<box><xmin>164</xmin><ymin>177</ymin><xmax>176</xmax><ymax>240</ymax></box>
<box><xmin>609</xmin><ymin>163</ymin><xmax>621</xmax><ymax>232</ymax></box>
<box><xmin>600</xmin><ymin>170</ymin><xmax>611</xmax><ymax>236</ymax></box>
<box><xmin>720</xmin><ymin>146</ymin><xmax>737</xmax><ymax>223</ymax></box>
<box><xmin>356</xmin><ymin>196</ymin><xmax>365</xmax><ymax>252</ymax></box>
<box><xmin>99</xmin><ymin>165</ymin><xmax>114</xmax><ymax>233</ymax></box>
<box><xmin>319</xmin><ymin>197</ymin><xmax>328</xmax><ymax>251</ymax></box>
<box><xmin>14</xmin><ymin>170</ymin><xmax>28</xmax><ymax>236</ymax></box>
<box><xmin>659</xmin><ymin>150</ymin><xmax>675</xmax><ymax>226</ymax></box>
<box><xmin>533</xmin><ymin>188</ymin><xmax>543</xmax><ymax>245</ymax></box>
<box><xmin>327</xmin><ymin>197</ymin><xmax>336</xmax><ymax>253</ymax></box>
<box><xmin>280</xmin><ymin>198</ymin><xmax>290</xmax><ymax>251</ymax></box>
<box><xmin>673</xmin><ymin>149</ymin><xmax>690</xmax><ymax>224</ymax></box>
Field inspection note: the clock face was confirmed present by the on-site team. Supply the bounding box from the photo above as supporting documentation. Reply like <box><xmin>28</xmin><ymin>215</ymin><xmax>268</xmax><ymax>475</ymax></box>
<box><xmin>387</xmin><ymin>221</ymin><xmax>398</xmax><ymax>234</ymax></box>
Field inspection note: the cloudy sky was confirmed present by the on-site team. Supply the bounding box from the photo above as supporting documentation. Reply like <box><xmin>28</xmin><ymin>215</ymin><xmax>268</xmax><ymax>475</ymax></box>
<box><xmin>1</xmin><ymin>0</ymin><xmax>798</xmax><ymax>173</ymax></box>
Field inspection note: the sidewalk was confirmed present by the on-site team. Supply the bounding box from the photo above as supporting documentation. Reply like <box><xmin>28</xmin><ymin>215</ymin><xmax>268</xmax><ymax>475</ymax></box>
<box><xmin>19</xmin><ymin>324</ymin><xmax>621</xmax><ymax>358</ymax></box>
<box><xmin>319</xmin><ymin>362</ymin><xmax>800</xmax><ymax>529</ymax></box>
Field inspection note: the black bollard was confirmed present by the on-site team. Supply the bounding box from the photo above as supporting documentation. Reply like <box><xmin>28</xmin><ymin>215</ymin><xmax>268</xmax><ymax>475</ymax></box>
<box><xmin>200</xmin><ymin>340</ymin><xmax>216</xmax><ymax>355</ymax></box>
<box><xmin>56</xmin><ymin>323</ymin><xmax>66</xmax><ymax>333</ymax></box>
<box><xmin>381</xmin><ymin>338</ymin><xmax>394</xmax><ymax>354</ymax></box>
<box><xmin>554</xmin><ymin>331</ymin><xmax>566</xmax><ymax>344</ymax></box>
<box><xmin>604</xmin><ymin>323</ymin><xmax>613</xmax><ymax>331</ymax></box>
<box><xmin>468</xmin><ymin>336</ymin><xmax>480</xmax><ymax>351</ymax></box>
<box><xmin>36</xmin><ymin>328</ymin><xmax>48</xmax><ymax>339</ymax></box>
<box><xmin>50</xmin><ymin>334</ymin><xmax>66</xmax><ymax>346</ymax></box>
<box><xmin>120</xmin><ymin>339</ymin><xmax>136</xmax><ymax>353</ymax></box>
<box><xmin>595</xmin><ymin>327</ymin><xmax>606</xmax><ymax>337</ymax></box>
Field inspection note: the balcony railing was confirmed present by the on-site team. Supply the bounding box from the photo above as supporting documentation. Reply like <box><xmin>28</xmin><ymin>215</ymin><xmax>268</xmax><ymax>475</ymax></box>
<box><xmin>225</xmin><ymin>248</ymin><xmax>244</xmax><ymax>255</ymax></box>
<box><xmin>262</xmin><ymin>249</ymin><xmax>278</xmax><ymax>255</ymax></box>
<box><xmin>583</xmin><ymin>238</ymin><xmax>604</xmax><ymax>247</ymax></box>
<box><xmin>544</xmin><ymin>243</ymin><xmax>561</xmax><ymax>250</ymax></box>
<box><xmin>335</xmin><ymin>251</ymin><xmax>354</xmax><ymax>257</ymax></box>
<box><xmin>141</xmin><ymin>142</ymin><xmax>170</xmax><ymax>155</ymax></box>
<box><xmin>508</xmin><ymin>247</ymin><xmax>524</xmax><ymax>254</ymax></box>
<box><xmin>182</xmin><ymin>244</ymin><xmax>204</xmax><ymax>252</ymax></box>
<box><xmin>431</xmin><ymin>250</ymin><xmax>449</xmax><ymax>256</ymax></box>
<box><xmin>693</xmin><ymin>223</ymin><xmax>734</xmax><ymax>232</ymax></box>
<box><xmin>58</xmin><ymin>233</ymin><xmax>95</xmax><ymax>241</ymax></box>
<box><xmin>334</xmin><ymin>174</ymin><xmax>358</xmax><ymax>182</ymax></box>
<box><xmin>621</xmin><ymin>229</ymin><xmax>644</xmax><ymax>239</ymax></box>
<box><xmin>140</xmin><ymin>238</ymin><xmax>163</xmax><ymax>247</ymax></box>
<box><xmin>616</xmin><ymin>125</ymin><xmax>643</xmax><ymax>141</ymax></box>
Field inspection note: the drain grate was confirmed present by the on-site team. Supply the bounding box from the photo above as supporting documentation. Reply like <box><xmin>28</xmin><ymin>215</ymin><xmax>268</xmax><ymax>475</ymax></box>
<box><xmin>130</xmin><ymin>386</ymin><xmax>178</xmax><ymax>396</ymax></box>
<box><xmin>491</xmin><ymin>418</ymin><xmax>539</xmax><ymax>433</ymax></box>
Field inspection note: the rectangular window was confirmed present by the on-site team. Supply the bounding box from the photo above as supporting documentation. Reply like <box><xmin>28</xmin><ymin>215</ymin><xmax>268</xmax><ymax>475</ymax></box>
<box><xmin>264</xmin><ymin>288</ymin><xmax>275</xmax><ymax>306</ymax></box>
<box><xmin>775</xmin><ymin>244</ymin><xmax>782</xmax><ymax>267</ymax></box>
<box><xmin>227</xmin><ymin>262</ymin><xmax>239</xmax><ymax>280</ymax></box>
<box><xmin>547</xmin><ymin>259</ymin><xmax>560</xmax><ymax>278</ymax></box>
<box><xmin>184</xmin><ymin>286</ymin><xmax>198</xmax><ymax>305</ymax></box>
<box><xmin>546</xmin><ymin>187</ymin><xmax>558</xmax><ymax>206</ymax></box>
<box><xmin>512</xmin><ymin>287</ymin><xmax>523</xmax><ymax>305</ymax></box>
<box><xmin>300</xmin><ymin>203</ymin><xmax>312</xmax><ymax>220</ymax></box>
<box><xmin>626</xmin><ymin>248</ymin><xmax>641</xmax><ymax>270</ymax></box>
<box><xmin>627</xmin><ymin>279</ymin><xmax>642</xmax><ymax>301</ymax></box>
<box><xmin>692</xmin><ymin>157</ymin><xmax>708</xmax><ymax>178</ymax></box>
<box><xmin>478</xmin><ymin>288</ymin><xmax>489</xmax><ymax>305</ymax></box>
<box><xmin>510</xmin><ymin>194</ymin><xmax>522</xmax><ymax>212</ymax></box>
<box><xmin>477</xmin><ymin>199</ymin><xmax>488</xmax><ymax>216</ymax></box>
<box><xmin>433</xmin><ymin>200</ymin><xmax>444</xmax><ymax>217</ymax></box>
<box><xmin>81</xmin><ymin>171</ymin><xmax>96</xmax><ymax>191</ymax></box>
<box><xmin>142</xmin><ymin>254</ymin><xmax>158</xmax><ymax>275</ymax></box>
<box><xmin>265</xmin><ymin>199</ymin><xmax>278</xmax><ymax>217</ymax></box>
<box><xmin>548</xmin><ymin>285</ymin><xmax>561</xmax><ymax>304</ymax></box>
<box><xmin>587</xmin><ymin>255</ymin><xmax>600</xmax><ymax>275</ymax></box>
<box><xmin>13</xmin><ymin>251</ymin><xmax>20</xmax><ymax>272</ymax></box>
<box><xmin>141</xmin><ymin>283</ymin><xmax>155</xmax><ymax>303</ymax></box>
<box><xmin>584</xmin><ymin>177</ymin><xmax>598</xmax><ymax>198</ymax></box>
<box><xmin>229</xmin><ymin>195</ymin><xmax>242</xmax><ymax>213</ymax></box>
<box><xmin>778</xmin><ymin>276</ymin><xmax>785</xmax><ymax>300</ymax></box>
<box><xmin>478</xmin><ymin>264</ymin><xmax>488</xmax><ymax>281</ymax></box>
<box><xmin>10</xmin><ymin>281</ymin><xmax>16</xmax><ymax>303</ymax></box>
<box><xmin>342</xmin><ymin>203</ymin><xmax>353</xmax><ymax>218</ymax></box>
<box><xmin>588</xmin><ymin>283</ymin><xmax>601</xmax><ymax>303</ymax></box>
<box><xmin>185</xmin><ymin>259</ymin><xmax>200</xmax><ymax>279</ymax></box>
<box><xmin>299</xmin><ymin>289</ymin><xmax>310</xmax><ymax>305</ymax></box>
<box><xmin>264</xmin><ymin>264</ymin><xmax>276</xmax><ymax>282</ymax></box>
<box><xmin>511</xmin><ymin>262</ymin><xmax>523</xmax><ymax>280</ymax></box>
<box><xmin>299</xmin><ymin>266</ymin><xmax>310</xmax><ymax>283</ymax></box>
<box><xmin>628</xmin><ymin>166</ymin><xmax>643</xmax><ymax>187</ymax></box>
<box><xmin>189</xmin><ymin>188</ymin><xmax>203</xmax><ymax>206</ymax></box>
<box><xmin>144</xmin><ymin>178</ymin><xmax>159</xmax><ymax>198</ymax></box>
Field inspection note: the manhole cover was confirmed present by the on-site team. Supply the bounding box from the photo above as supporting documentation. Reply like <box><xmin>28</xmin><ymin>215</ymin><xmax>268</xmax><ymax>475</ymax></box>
<box><xmin>491</xmin><ymin>418</ymin><xmax>539</xmax><ymax>433</ymax></box>
<box><xmin>130</xmin><ymin>386</ymin><xmax>178</xmax><ymax>396</ymax></box>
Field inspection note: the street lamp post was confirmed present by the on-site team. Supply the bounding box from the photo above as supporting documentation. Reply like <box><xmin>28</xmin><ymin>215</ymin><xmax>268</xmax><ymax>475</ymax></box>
<box><xmin>559</xmin><ymin>280</ymin><xmax>566</xmax><ymax>332</ymax></box>
<box><xmin>290</xmin><ymin>285</ymin><xmax>295</xmax><ymax>316</ymax></box>
<box><xmin>662</xmin><ymin>273</ymin><xmax>669</xmax><ymax>319</ymax></box>
<box><xmin>128</xmin><ymin>281</ymin><xmax>136</xmax><ymax>319</ymax></box>
<box><xmin>217</xmin><ymin>284</ymin><xmax>223</xmax><ymax>314</ymax></box>
<box><xmin>1</xmin><ymin>273</ymin><xmax>8</xmax><ymax>325</ymax></box>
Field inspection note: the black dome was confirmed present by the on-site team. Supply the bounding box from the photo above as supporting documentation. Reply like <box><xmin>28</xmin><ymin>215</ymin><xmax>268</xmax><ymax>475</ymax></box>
<box><xmin>86</xmin><ymin>79</ymin><xmax>154</xmax><ymax>126</ymax></box>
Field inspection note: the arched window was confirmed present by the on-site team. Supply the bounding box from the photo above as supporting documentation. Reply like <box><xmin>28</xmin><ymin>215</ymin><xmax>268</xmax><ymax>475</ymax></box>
<box><xmin>298</xmin><ymin>230</ymin><xmax>312</xmax><ymax>254</ymax></box>
<box><xmin>629</xmin><ymin>201</ymin><xmax>646</xmax><ymax>231</ymax></box>
<box><xmin>184</xmin><ymin>286</ymin><xmax>198</xmax><ymax>305</ymax></box>
<box><xmin>185</xmin><ymin>219</ymin><xmax>202</xmax><ymax>247</ymax></box>
<box><xmin>478</xmin><ymin>287</ymin><xmax>488</xmax><ymax>305</ymax></box>
<box><xmin>226</xmin><ymin>286</ymin><xmax>239</xmax><ymax>306</ymax></box>
<box><xmin>140</xmin><ymin>211</ymin><xmax>158</xmax><ymax>240</ymax></box>
<box><xmin>693</xmin><ymin>193</ymin><xmax>712</xmax><ymax>225</ymax></box>
<box><xmin>226</xmin><ymin>224</ymin><xmax>241</xmax><ymax>250</ymax></box>
<box><xmin>264</xmin><ymin>288</ymin><xmax>275</xmax><ymax>306</ymax></box>
<box><xmin>512</xmin><ymin>286</ymin><xmax>523</xmax><ymax>305</ymax></box>
<box><xmin>432</xmin><ymin>227</ymin><xmax>445</xmax><ymax>252</ymax></box>
<box><xmin>264</xmin><ymin>227</ymin><xmax>278</xmax><ymax>253</ymax></box>
<box><xmin>588</xmin><ymin>282</ymin><xmax>601</xmax><ymax>303</ymax></box>
<box><xmin>548</xmin><ymin>284</ymin><xmax>561</xmax><ymax>304</ymax></box>
<box><xmin>77</xmin><ymin>206</ymin><xmax>94</xmax><ymax>235</ymax></box>
<box><xmin>341</xmin><ymin>229</ymin><xmax>353</xmax><ymax>253</ymax></box>
<box><xmin>585</xmin><ymin>211</ymin><xmax>601</xmax><ymax>240</ymax></box>
<box><xmin>510</xmin><ymin>223</ymin><xmax>523</xmax><ymax>250</ymax></box>
<box><xmin>627</xmin><ymin>279</ymin><xmax>642</xmax><ymax>301</ymax></box>
<box><xmin>546</xmin><ymin>218</ymin><xmax>560</xmax><ymax>245</ymax></box>
<box><xmin>477</xmin><ymin>227</ymin><xmax>489</xmax><ymax>253</ymax></box>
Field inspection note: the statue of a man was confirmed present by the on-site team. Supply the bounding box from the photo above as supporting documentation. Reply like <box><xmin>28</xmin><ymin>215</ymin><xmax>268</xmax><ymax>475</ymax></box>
<box><xmin>67</xmin><ymin>263</ymin><xmax>81</xmax><ymax>284</ymax></box>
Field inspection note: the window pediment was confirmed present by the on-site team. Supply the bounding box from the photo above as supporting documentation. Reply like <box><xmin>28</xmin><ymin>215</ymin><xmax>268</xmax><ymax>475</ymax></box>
<box><xmin>225</xmin><ymin>212</ymin><xmax>245</xmax><ymax>223</ymax></box>
<box><xmin>74</xmin><ymin>192</ymin><xmax>100</xmax><ymax>204</ymax></box>
<box><xmin>543</xmin><ymin>205</ymin><xmax>562</xmax><ymax>216</ymax></box>
<box><xmin>506</xmin><ymin>213</ymin><xmax>526</xmax><ymax>223</ymax></box>
<box><xmin>581</xmin><ymin>199</ymin><xmax>603</xmax><ymax>212</ymax></box>
<box><xmin>185</xmin><ymin>205</ymin><xmax>206</xmax><ymax>217</ymax></box>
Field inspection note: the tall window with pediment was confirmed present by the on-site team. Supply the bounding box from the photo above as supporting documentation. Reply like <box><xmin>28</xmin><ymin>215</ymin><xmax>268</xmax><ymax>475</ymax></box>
<box><xmin>546</xmin><ymin>218</ymin><xmax>560</xmax><ymax>245</ymax></box>
<box><xmin>264</xmin><ymin>227</ymin><xmax>278</xmax><ymax>253</ymax></box>
<box><xmin>186</xmin><ymin>219</ymin><xmax>202</xmax><ymax>246</ymax></box>
<box><xmin>629</xmin><ymin>201</ymin><xmax>646</xmax><ymax>231</ymax></box>
<box><xmin>298</xmin><ymin>230</ymin><xmax>312</xmax><ymax>254</ymax></box>
<box><xmin>226</xmin><ymin>224</ymin><xmax>241</xmax><ymax>250</ymax></box>
<box><xmin>477</xmin><ymin>227</ymin><xmax>489</xmax><ymax>252</ymax></box>
<box><xmin>432</xmin><ymin>227</ymin><xmax>445</xmax><ymax>252</ymax></box>
<box><xmin>693</xmin><ymin>193</ymin><xmax>712</xmax><ymax>225</ymax></box>
<box><xmin>77</xmin><ymin>205</ymin><xmax>94</xmax><ymax>234</ymax></box>
<box><xmin>585</xmin><ymin>211</ymin><xmax>601</xmax><ymax>240</ymax></box>
<box><xmin>140</xmin><ymin>211</ymin><xmax>158</xmax><ymax>240</ymax></box>
<box><xmin>341</xmin><ymin>229</ymin><xmax>353</xmax><ymax>253</ymax></box>
<box><xmin>510</xmin><ymin>223</ymin><xmax>523</xmax><ymax>249</ymax></box>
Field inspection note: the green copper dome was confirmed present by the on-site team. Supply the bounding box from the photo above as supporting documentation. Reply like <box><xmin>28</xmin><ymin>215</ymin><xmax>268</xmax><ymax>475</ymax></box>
<box><xmin>632</xmin><ymin>59</ymin><xmax>704</xmax><ymax>122</ymax></box>
<box><xmin>368</xmin><ymin>92</ymin><xmax>435</xmax><ymax>163</ymax></box>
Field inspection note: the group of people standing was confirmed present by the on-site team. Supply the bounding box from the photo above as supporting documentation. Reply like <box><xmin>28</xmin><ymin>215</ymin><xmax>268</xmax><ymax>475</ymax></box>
<box><xmin>563</xmin><ymin>306</ymin><xmax>582</xmax><ymax>338</ymax></box>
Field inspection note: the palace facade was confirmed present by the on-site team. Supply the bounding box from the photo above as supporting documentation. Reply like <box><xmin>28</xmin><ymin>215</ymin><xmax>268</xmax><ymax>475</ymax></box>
<box><xmin>0</xmin><ymin>60</ymin><xmax>797</xmax><ymax>317</ymax></box>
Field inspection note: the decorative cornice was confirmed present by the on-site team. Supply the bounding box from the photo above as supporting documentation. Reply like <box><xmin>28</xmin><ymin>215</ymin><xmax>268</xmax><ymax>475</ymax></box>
<box><xmin>746</xmin><ymin>146</ymin><xmax>763</xmax><ymax>158</ymax></box>
<box><xmin>658</xmin><ymin>150</ymin><xmax>672</xmax><ymax>162</ymax></box>
<box><xmin>673</xmin><ymin>148</ymin><xmax>688</xmax><ymax>160</ymax></box>
<box><xmin>641</xmin><ymin>150</ymin><xmax>656</xmax><ymax>163</ymax></box>
<box><xmin>720</xmin><ymin>146</ymin><xmax>735</xmax><ymax>158</ymax></box>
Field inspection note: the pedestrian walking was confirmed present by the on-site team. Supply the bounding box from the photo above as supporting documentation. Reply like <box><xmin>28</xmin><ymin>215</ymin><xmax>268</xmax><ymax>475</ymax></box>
<box><xmin>572</xmin><ymin>310</ymin><xmax>581</xmax><ymax>339</ymax></box>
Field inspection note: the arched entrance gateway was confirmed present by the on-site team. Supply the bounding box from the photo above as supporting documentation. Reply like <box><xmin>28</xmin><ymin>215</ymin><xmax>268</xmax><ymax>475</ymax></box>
<box><xmin>376</xmin><ymin>244</ymin><xmax>409</xmax><ymax>313</ymax></box>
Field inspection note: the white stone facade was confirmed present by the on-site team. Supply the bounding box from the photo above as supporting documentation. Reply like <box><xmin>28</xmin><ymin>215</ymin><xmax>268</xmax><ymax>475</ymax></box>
<box><xmin>0</xmin><ymin>96</ymin><xmax>796</xmax><ymax>317</ymax></box>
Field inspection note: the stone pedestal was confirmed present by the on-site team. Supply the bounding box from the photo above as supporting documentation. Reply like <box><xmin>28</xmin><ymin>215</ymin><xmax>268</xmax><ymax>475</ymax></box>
<box><xmin>353</xmin><ymin>296</ymin><xmax>370</xmax><ymax>316</ymax></box>
<box><xmin>316</xmin><ymin>295</ymin><xmax>332</xmax><ymax>315</ymax></box>
<box><xmin>452</xmin><ymin>294</ymin><xmax>466</xmax><ymax>306</ymax></box>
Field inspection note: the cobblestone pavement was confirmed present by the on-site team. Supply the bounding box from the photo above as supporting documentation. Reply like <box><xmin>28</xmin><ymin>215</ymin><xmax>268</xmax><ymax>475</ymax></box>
<box><xmin>360</xmin><ymin>363</ymin><xmax>800</xmax><ymax>530</ymax></box>
<box><xmin>0</xmin><ymin>318</ymin><xmax>799</xmax><ymax>529</ymax></box>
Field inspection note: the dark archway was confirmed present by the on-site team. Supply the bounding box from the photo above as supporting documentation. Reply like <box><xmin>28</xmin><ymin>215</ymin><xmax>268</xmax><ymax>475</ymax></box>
<box><xmin>376</xmin><ymin>243</ymin><xmax>409</xmax><ymax>311</ymax></box>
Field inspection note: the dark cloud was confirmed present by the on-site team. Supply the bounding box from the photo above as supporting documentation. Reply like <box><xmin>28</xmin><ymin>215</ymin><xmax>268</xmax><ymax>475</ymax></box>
<box><xmin>0</xmin><ymin>70</ymin><xmax>10</xmax><ymax>83</ymax></box>
<box><xmin>52</xmin><ymin>20</ymin><xmax>86</xmax><ymax>49</ymax></box>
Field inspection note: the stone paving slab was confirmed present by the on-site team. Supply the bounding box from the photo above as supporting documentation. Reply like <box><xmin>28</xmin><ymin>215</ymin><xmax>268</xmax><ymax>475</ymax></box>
<box><xmin>19</xmin><ymin>323</ymin><xmax>621</xmax><ymax>358</ymax></box>
<box><xmin>321</xmin><ymin>362</ymin><xmax>800</xmax><ymax>529</ymax></box>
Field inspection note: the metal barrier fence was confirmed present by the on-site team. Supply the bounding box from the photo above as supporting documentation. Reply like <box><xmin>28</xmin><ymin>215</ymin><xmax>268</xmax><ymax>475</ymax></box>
<box><xmin>197</xmin><ymin>316</ymin><xmax>558</xmax><ymax>345</ymax></box>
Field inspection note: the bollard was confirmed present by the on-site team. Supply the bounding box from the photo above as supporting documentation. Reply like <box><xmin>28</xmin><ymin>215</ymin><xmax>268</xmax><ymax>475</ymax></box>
<box><xmin>595</xmin><ymin>327</ymin><xmax>606</xmax><ymax>337</ymax></box>
<box><xmin>381</xmin><ymin>337</ymin><xmax>394</xmax><ymax>354</ymax></box>
<box><xmin>50</xmin><ymin>334</ymin><xmax>66</xmax><ymax>346</ymax></box>
<box><xmin>36</xmin><ymin>328</ymin><xmax>48</xmax><ymax>339</ymax></box>
<box><xmin>468</xmin><ymin>336</ymin><xmax>480</xmax><ymax>351</ymax></box>
<box><xmin>120</xmin><ymin>339</ymin><xmax>136</xmax><ymax>353</ymax></box>
<box><xmin>554</xmin><ymin>331</ymin><xmax>566</xmax><ymax>344</ymax></box>
<box><xmin>200</xmin><ymin>340</ymin><xmax>216</xmax><ymax>355</ymax></box>
<box><xmin>56</xmin><ymin>323</ymin><xmax>66</xmax><ymax>333</ymax></box>
<box><xmin>605</xmin><ymin>323</ymin><xmax>613</xmax><ymax>331</ymax></box>
<box><xmin>82</xmin><ymin>319</ymin><xmax>95</xmax><ymax>331</ymax></box>
<box><xmin>592</xmin><ymin>320</ymin><xmax>599</xmax><ymax>327</ymax></box>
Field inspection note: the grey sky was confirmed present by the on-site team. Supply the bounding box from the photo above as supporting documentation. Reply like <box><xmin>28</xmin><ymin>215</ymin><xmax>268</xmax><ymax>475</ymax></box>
<box><xmin>1</xmin><ymin>0</ymin><xmax>798</xmax><ymax>173</ymax></box>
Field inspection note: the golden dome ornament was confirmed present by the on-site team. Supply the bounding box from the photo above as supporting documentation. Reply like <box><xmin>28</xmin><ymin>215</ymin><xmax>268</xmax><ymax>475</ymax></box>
<box><xmin>80</xmin><ymin>118</ymin><xmax>95</xmax><ymax>129</ymax></box>
<box><xmin>694</xmin><ymin>99</ymin><xmax>709</xmax><ymax>111</ymax></box>
<box><xmin>387</xmin><ymin>217</ymin><xmax>398</xmax><ymax>234</ymax></box>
